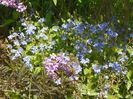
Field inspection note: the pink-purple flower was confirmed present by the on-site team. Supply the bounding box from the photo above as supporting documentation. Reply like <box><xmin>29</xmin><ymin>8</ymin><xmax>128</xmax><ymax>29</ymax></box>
<box><xmin>44</xmin><ymin>53</ymin><xmax>82</xmax><ymax>80</ymax></box>
<box><xmin>0</xmin><ymin>0</ymin><xmax>26</xmax><ymax>12</ymax></box>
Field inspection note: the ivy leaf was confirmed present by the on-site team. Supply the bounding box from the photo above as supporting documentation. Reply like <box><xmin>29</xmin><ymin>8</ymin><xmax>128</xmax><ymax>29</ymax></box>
<box><xmin>53</xmin><ymin>0</ymin><xmax>57</xmax><ymax>6</ymax></box>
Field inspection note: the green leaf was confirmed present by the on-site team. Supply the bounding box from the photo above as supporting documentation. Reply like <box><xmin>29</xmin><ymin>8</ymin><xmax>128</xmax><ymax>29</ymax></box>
<box><xmin>87</xmin><ymin>90</ymin><xmax>98</xmax><ymax>96</ymax></box>
<box><xmin>0</xmin><ymin>19</ymin><xmax>14</xmax><ymax>27</ymax></box>
<box><xmin>78</xmin><ymin>0</ymin><xmax>82</xmax><ymax>3</ymax></box>
<box><xmin>84</xmin><ymin>68</ymin><xmax>90</xmax><ymax>75</ymax></box>
<box><xmin>12</xmin><ymin>11</ymin><xmax>20</xmax><ymax>19</ymax></box>
<box><xmin>53</xmin><ymin>0</ymin><xmax>57</xmax><ymax>6</ymax></box>
<box><xmin>127</xmin><ymin>70</ymin><xmax>132</xmax><ymax>80</ymax></box>
<box><xmin>127</xmin><ymin>81</ymin><xmax>132</xmax><ymax>90</ymax></box>
<box><xmin>33</xmin><ymin>67</ymin><xmax>42</xmax><ymax>75</ymax></box>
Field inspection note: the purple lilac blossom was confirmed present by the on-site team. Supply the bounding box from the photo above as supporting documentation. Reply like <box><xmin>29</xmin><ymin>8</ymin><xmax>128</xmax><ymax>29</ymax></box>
<box><xmin>0</xmin><ymin>0</ymin><xmax>26</xmax><ymax>12</ymax></box>
<box><xmin>44</xmin><ymin>53</ymin><xmax>82</xmax><ymax>80</ymax></box>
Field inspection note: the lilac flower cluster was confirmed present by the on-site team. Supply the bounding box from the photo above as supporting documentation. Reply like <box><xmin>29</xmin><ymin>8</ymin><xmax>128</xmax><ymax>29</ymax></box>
<box><xmin>44</xmin><ymin>53</ymin><xmax>82</xmax><ymax>81</ymax></box>
<box><xmin>0</xmin><ymin>0</ymin><xmax>26</xmax><ymax>12</ymax></box>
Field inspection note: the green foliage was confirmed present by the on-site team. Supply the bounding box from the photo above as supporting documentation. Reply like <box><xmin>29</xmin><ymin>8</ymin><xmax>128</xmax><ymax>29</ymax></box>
<box><xmin>53</xmin><ymin>0</ymin><xmax>57</xmax><ymax>6</ymax></box>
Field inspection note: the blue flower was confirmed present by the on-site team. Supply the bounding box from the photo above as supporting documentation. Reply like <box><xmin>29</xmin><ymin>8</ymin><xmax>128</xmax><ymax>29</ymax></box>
<box><xmin>31</xmin><ymin>46</ymin><xmax>38</xmax><ymax>53</ymax></box>
<box><xmin>14</xmin><ymin>51</ymin><xmax>21</xmax><ymax>57</ymax></box>
<box><xmin>80</xmin><ymin>58</ymin><xmax>90</xmax><ymax>64</ymax></box>
<box><xmin>19</xmin><ymin>32</ymin><xmax>25</xmax><ymax>39</ymax></box>
<box><xmin>87</xmin><ymin>39</ymin><xmax>92</xmax><ymax>45</ymax></box>
<box><xmin>89</xmin><ymin>24</ymin><xmax>97</xmax><ymax>33</ymax></box>
<box><xmin>25</xmin><ymin>63</ymin><xmax>32</xmax><ymax>68</ymax></box>
<box><xmin>93</xmin><ymin>40</ymin><xmax>105</xmax><ymax>51</ymax></box>
<box><xmin>104</xmin><ymin>84</ymin><xmax>110</xmax><ymax>90</ymax></box>
<box><xmin>8</xmin><ymin>35</ymin><xmax>14</xmax><ymax>40</ymax></box>
<box><xmin>61</xmin><ymin>35</ymin><xmax>66</xmax><ymax>40</ymax></box>
<box><xmin>102</xmin><ymin>65</ymin><xmax>108</xmax><ymax>69</ymax></box>
<box><xmin>92</xmin><ymin>64</ymin><xmax>101</xmax><ymax>73</ymax></box>
<box><xmin>21</xmin><ymin>22</ymin><xmax>27</xmax><ymax>26</ymax></box>
<box><xmin>97</xmin><ymin>22</ymin><xmax>108</xmax><ymax>30</ymax></box>
<box><xmin>10</xmin><ymin>48</ymin><xmax>23</xmax><ymax>60</ymax></box>
<box><xmin>14</xmin><ymin>40</ymin><xmax>20</xmax><ymax>46</ymax></box>
<box><xmin>39</xmin><ymin>43</ymin><xmax>45</xmax><ymax>51</ymax></box>
<box><xmin>61</xmin><ymin>24</ymin><xmax>69</xmax><ymax>29</ymax></box>
<box><xmin>107</xmin><ymin>28</ymin><xmax>118</xmax><ymax>37</ymax></box>
<box><xmin>109</xmin><ymin>62</ymin><xmax>121</xmax><ymax>72</ymax></box>
<box><xmin>17</xmin><ymin>47</ymin><xmax>23</xmax><ymax>53</ymax></box>
<box><xmin>23</xmin><ymin>56</ymin><xmax>32</xmax><ymax>68</ymax></box>
<box><xmin>21</xmin><ymin>41</ymin><xmax>27</xmax><ymax>45</ymax></box>
<box><xmin>23</xmin><ymin>56</ymin><xmax>30</xmax><ymax>63</ymax></box>
<box><xmin>119</xmin><ymin>55</ymin><xmax>128</xmax><ymax>62</ymax></box>
<box><xmin>130</xmin><ymin>33</ymin><xmax>133</xmax><ymax>38</ymax></box>
<box><xmin>72</xmin><ymin>62</ymin><xmax>82</xmax><ymax>74</ymax></box>
<box><xmin>73</xmin><ymin>23</ymin><xmax>85</xmax><ymax>33</ymax></box>
<box><xmin>37</xmin><ymin>33</ymin><xmax>48</xmax><ymax>40</ymax></box>
<box><xmin>55</xmin><ymin>78</ymin><xmax>61</xmax><ymax>85</ymax></box>
<box><xmin>38</xmin><ymin>18</ymin><xmax>45</xmax><ymax>23</ymax></box>
<box><xmin>26</xmin><ymin>24</ymin><xmax>36</xmax><ymax>35</ymax></box>
<box><xmin>74</xmin><ymin>44</ymin><xmax>80</xmax><ymax>50</ymax></box>
<box><xmin>7</xmin><ymin>44</ymin><xmax>12</xmax><ymax>49</ymax></box>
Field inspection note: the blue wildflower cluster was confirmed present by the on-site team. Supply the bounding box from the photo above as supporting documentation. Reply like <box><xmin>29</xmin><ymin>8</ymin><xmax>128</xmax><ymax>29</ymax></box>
<box><xmin>7</xmin><ymin>17</ymin><xmax>55</xmax><ymax>68</ymax></box>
